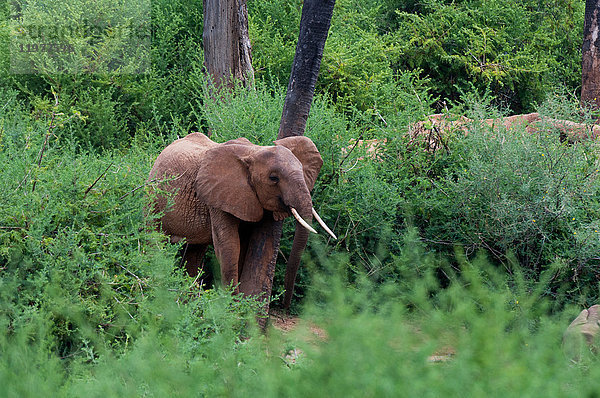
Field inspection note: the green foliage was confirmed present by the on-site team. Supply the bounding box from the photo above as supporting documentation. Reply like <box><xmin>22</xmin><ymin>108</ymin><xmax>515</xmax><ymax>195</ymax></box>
<box><xmin>395</xmin><ymin>92</ymin><xmax>600</xmax><ymax>307</ymax></box>
<box><xmin>318</xmin><ymin>0</ymin><xmax>398</xmax><ymax>112</ymax></box>
<box><xmin>0</xmin><ymin>92</ymin><xmax>165</xmax><ymax>361</ymax></box>
<box><xmin>9</xmin><ymin>0</ymin><xmax>151</xmax><ymax>75</ymax></box>
<box><xmin>4</xmin><ymin>227</ymin><xmax>600</xmax><ymax>396</ymax></box>
<box><xmin>249</xmin><ymin>0</ymin><xmax>583</xmax><ymax>113</ymax></box>
<box><xmin>386</xmin><ymin>0</ymin><xmax>583</xmax><ymax>112</ymax></box>
<box><xmin>247</xmin><ymin>0</ymin><xmax>301</xmax><ymax>86</ymax></box>
<box><xmin>1</xmin><ymin>0</ymin><xmax>586</xmax><ymax>149</ymax></box>
<box><xmin>2</xmin><ymin>1</ymin><xmax>600</xmax><ymax>395</ymax></box>
<box><xmin>0</xmin><ymin>90</ymin><xmax>260</xmax><ymax>380</ymax></box>
<box><xmin>200</xmin><ymin>83</ymin><xmax>285</xmax><ymax>145</ymax></box>
<box><xmin>193</xmin><ymin>78</ymin><xmax>600</xmax><ymax>311</ymax></box>
<box><xmin>1</xmin><ymin>0</ymin><xmax>205</xmax><ymax>149</ymax></box>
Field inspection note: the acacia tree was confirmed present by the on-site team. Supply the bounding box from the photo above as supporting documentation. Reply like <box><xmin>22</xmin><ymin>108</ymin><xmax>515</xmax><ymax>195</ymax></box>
<box><xmin>238</xmin><ymin>0</ymin><xmax>337</xmax><ymax>317</ymax></box>
<box><xmin>581</xmin><ymin>0</ymin><xmax>600</xmax><ymax>110</ymax></box>
<box><xmin>277</xmin><ymin>0</ymin><xmax>336</xmax><ymax>309</ymax></box>
<box><xmin>203</xmin><ymin>0</ymin><xmax>254</xmax><ymax>89</ymax></box>
<box><xmin>278</xmin><ymin>0</ymin><xmax>337</xmax><ymax>139</ymax></box>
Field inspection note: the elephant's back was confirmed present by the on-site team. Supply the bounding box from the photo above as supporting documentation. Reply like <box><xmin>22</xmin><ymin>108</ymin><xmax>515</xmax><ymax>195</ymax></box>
<box><xmin>149</xmin><ymin>133</ymin><xmax>215</xmax><ymax>178</ymax></box>
<box><xmin>148</xmin><ymin>133</ymin><xmax>215</xmax><ymax>245</ymax></box>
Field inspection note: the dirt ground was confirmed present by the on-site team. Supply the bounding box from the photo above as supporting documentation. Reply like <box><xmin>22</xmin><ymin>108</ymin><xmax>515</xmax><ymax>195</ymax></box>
<box><xmin>269</xmin><ymin>308</ymin><xmax>327</xmax><ymax>340</ymax></box>
<box><xmin>269</xmin><ymin>309</ymin><xmax>455</xmax><ymax>363</ymax></box>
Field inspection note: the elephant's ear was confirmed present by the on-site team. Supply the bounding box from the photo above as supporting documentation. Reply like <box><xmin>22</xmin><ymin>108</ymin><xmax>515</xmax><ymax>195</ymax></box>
<box><xmin>195</xmin><ymin>144</ymin><xmax>264</xmax><ymax>222</ymax></box>
<box><xmin>275</xmin><ymin>136</ymin><xmax>323</xmax><ymax>191</ymax></box>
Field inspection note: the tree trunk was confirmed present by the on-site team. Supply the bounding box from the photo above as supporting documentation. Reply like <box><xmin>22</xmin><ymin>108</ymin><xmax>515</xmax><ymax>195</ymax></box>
<box><xmin>254</xmin><ymin>0</ymin><xmax>335</xmax><ymax>314</ymax></box>
<box><xmin>202</xmin><ymin>0</ymin><xmax>335</xmax><ymax>322</ymax></box>
<box><xmin>278</xmin><ymin>0</ymin><xmax>336</xmax><ymax>138</ymax></box>
<box><xmin>240</xmin><ymin>0</ymin><xmax>335</xmax><ymax>323</ymax></box>
<box><xmin>276</xmin><ymin>0</ymin><xmax>336</xmax><ymax>310</ymax></box>
<box><xmin>238</xmin><ymin>215</ymin><xmax>282</xmax><ymax>329</ymax></box>
<box><xmin>203</xmin><ymin>0</ymin><xmax>254</xmax><ymax>90</ymax></box>
<box><xmin>581</xmin><ymin>0</ymin><xmax>600</xmax><ymax>110</ymax></box>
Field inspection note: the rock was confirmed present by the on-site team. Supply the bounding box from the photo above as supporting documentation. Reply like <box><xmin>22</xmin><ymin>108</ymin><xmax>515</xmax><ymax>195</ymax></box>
<box><xmin>563</xmin><ymin>305</ymin><xmax>600</xmax><ymax>361</ymax></box>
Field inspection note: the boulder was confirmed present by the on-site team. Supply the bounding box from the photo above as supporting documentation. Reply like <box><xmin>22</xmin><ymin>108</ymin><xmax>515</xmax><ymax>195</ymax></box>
<box><xmin>563</xmin><ymin>305</ymin><xmax>600</xmax><ymax>361</ymax></box>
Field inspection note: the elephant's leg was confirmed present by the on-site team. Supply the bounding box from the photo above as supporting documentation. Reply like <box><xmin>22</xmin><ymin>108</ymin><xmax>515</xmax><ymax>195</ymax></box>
<box><xmin>181</xmin><ymin>243</ymin><xmax>209</xmax><ymax>279</ymax></box>
<box><xmin>237</xmin><ymin>221</ymin><xmax>253</xmax><ymax>279</ymax></box>
<box><xmin>209</xmin><ymin>208</ymin><xmax>241</xmax><ymax>293</ymax></box>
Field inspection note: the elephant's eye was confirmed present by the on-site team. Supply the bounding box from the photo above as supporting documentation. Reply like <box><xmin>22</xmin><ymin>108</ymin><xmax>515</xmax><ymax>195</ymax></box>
<box><xmin>269</xmin><ymin>175</ymin><xmax>279</xmax><ymax>183</ymax></box>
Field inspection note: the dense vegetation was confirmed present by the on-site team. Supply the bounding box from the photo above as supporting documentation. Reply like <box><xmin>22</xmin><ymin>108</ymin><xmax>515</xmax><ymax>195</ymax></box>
<box><xmin>2</xmin><ymin>0</ymin><xmax>600</xmax><ymax>395</ymax></box>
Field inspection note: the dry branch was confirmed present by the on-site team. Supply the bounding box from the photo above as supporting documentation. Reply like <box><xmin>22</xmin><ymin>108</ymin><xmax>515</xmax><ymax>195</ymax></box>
<box><xmin>408</xmin><ymin>113</ymin><xmax>600</xmax><ymax>151</ymax></box>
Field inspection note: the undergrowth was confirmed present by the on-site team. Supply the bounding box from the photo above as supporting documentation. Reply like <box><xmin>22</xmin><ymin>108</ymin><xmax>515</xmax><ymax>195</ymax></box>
<box><xmin>1</xmin><ymin>88</ymin><xmax>600</xmax><ymax>396</ymax></box>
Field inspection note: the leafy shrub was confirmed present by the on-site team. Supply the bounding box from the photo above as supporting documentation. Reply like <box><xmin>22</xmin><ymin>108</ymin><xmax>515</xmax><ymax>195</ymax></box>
<box><xmin>0</xmin><ymin>90</ymin><xmax>261</xmax><ymax>376</ymax></box>
<box><xmin>4</xmin><ymin>227</ymin><xmax>600</xmax><ymax>396</ymax></box>
<box><xmin>386</xmin><ymin>0</ymin><xmax>583</xmax><ymax>112</ymax></box>
<box><xmin>251</xmin><ymin>0</ymin><xmax>583</xmax><ymax>113</ymax></box>
<box><xmin>200</xmin><ymin>83</ymin><xmax>285</xmax><ymax>145</ymax></box>
<box><xmin>0</xmin><ymin>99</ymin><xmax>166</xmax><ymax>361</ymax></box>
<box><xmin>1</xmin><ymin>0</ymin><xmax>587</xmax><ymax>151</ymax></box>
<box><xmin>247</xmin><ymin>0</ymin><xmax>301</xmax><ymax>86</ymax></box>
<box><xmin>0</xmin><ymin>0</ymin><xmax>206</xmax><ymax>149</ymax></box>
<box><xmin>398</xmin><ymin>93</ymin><xmax>600</xmax><ymax>306</ymax></box>
<box><xmin>1</xmin><ymin>87</ymin><xmax>598</xmax><ymax>393</ymax></box>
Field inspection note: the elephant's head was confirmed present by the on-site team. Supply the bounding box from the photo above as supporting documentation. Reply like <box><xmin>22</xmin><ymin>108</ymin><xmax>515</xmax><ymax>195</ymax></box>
<box><xmin>194</xmin><ymin>136</ymin><xmax>335</xmax><ymax>308</ymax></box>
<box><xmin>194</xmin><ymin>137</ymin><xmax>319</xmax><ymax>225</ymax></box>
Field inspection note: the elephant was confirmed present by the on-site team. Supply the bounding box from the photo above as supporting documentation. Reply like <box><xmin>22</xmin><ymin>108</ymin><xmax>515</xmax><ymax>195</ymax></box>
<box><xmin>148</xmin><ymin>132</ymin><xmax>336</xmax><ymax>305</ymax></box>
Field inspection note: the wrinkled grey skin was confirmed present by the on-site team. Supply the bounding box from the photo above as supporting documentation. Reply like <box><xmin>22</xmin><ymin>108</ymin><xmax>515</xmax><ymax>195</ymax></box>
<box><xmin>149</xmin><ymin>133</ymin><xmax>322</xmax><ymax>299</ymax></box>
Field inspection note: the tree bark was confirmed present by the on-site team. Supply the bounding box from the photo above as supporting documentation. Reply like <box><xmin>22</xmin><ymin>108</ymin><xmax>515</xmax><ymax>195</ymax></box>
<box><xmin>278</xmin><ymin>0</ymin><xmax>336</xmax><ymax>138</ymax></box>
<box><xmin>581</xmin><ymin>0</ymin><xmax>600</xmax><ymax>110</ymax></box>
<box><xmin>238</xmin><ymin>215</ymin><xmax>282</xmax><ymax>329</ymax></box>
<box><xmin>203</xmin><ymin>0</ymin><xmax>254</xmax><ymax>90</ymax></box>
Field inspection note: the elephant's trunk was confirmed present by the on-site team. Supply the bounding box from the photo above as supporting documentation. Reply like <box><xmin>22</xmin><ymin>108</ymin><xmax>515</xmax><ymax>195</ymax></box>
<box><xmin>282</xmin><ymin>179</ymin><xmax>336</xmax><ymax>309</ymax></box>
<box><xmin>281</xmin><ymin>188</ymin><xmax>312</xmax><ymax>308</ymax></box>
<box><xmin>283</xmin><ymin>213</ymin><xmax>311</xmax><ymax>309</ymax></box>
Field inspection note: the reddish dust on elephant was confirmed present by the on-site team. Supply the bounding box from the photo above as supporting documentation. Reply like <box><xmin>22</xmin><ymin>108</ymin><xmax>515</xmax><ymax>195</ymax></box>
<box><xmin>148</xmin><ymin>133</ymin><xmax>336</xmax><ymax>308</ymax></box>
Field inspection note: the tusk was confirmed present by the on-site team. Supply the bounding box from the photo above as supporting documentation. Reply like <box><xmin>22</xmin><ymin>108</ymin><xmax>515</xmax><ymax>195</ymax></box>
<box><xmin>291</xmin><ymin>208</ymin><xmax>317</xmax><ymax>234</ymax></box>
<box><xmin>312</xmin><ymin>208</ymin><xmax>337</xmax><ymax>240</ymax></box>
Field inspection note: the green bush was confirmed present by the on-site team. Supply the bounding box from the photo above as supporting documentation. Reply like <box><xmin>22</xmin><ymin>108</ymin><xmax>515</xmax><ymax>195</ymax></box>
<box><xmin>250</xmin><ymin>0</ymin><xmax>583</xmax><ymax>113</ymax></box>
<box><xmin>397</xmin><ymin>93</ymin><xmax>600</xmax><ymax>306</ymax></box>
<box><xmin>3</xmin><ymin>225</ymin><xmax>600</xmax><ymax>396</ymax></box>
<box><xmin>248</xmin><ymin>0</ymin><xmax>300</xmax><ymax>86</ymax></box>
<box><xmin>386</xmin><ymin>0</ymin><xmax>583</xmax><ymax>112</ymax></box>
<box><xmin>1</xmin><ymin>0</ymin><xmax>587</xmax><ymax>150</ymax></box>
<box><xmin>0</xmin><ymin>89</ymin><xmax>260</xmax><ymax>375</ymax></box>
<box><xmin>1</xmin><ymin>0</ymin><xmax>206</xmax><ymax>149</ymax></box>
